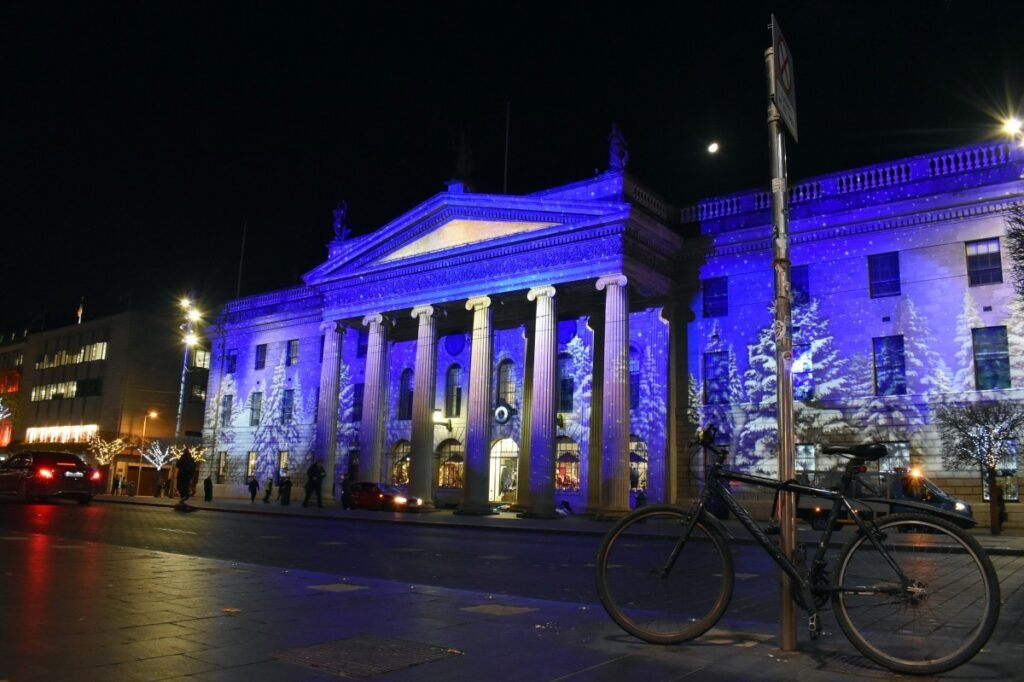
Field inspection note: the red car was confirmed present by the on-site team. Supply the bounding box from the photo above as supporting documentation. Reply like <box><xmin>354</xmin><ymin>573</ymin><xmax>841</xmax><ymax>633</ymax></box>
<box><xmin>348</xmin><ymin>482</ymin><xmax>423</xmax><ymax>511</ymax></box>
<box><xmin>0</xmin><ymin>451</ymin><xmax>103</xmax><ymax>504</ymax></box>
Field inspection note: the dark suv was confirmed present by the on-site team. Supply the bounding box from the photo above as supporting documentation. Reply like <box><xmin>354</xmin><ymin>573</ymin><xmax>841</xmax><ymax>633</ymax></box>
<box><xmin>0</xmin><ymin>452</ymin><xmax>103</xmax><ymax>504</ymax></box>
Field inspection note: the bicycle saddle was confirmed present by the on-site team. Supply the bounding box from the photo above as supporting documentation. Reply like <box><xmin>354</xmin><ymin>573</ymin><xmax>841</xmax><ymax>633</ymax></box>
<box><xmin>822</xmin><ymin>443</ymin><xmax>888</xmax><ymax>461</ymax></box>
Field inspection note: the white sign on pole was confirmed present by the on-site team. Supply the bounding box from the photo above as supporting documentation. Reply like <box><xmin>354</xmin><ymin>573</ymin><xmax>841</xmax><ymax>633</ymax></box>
<box><xmin>771</xmin><ymin>14</ymin><xmax>798</xmax><ymax>143</ymax></box>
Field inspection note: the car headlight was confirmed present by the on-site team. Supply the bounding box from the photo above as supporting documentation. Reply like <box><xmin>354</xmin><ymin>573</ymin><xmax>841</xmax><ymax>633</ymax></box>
<box><xmin>394</xmin><ymin>496</ymin><xmax>407</xmax><ymax>505</ymax></box>
<box><xmin>955</xmin><ymin>501</ymin><xmax>967</xmax><ymax>512</ymax></box>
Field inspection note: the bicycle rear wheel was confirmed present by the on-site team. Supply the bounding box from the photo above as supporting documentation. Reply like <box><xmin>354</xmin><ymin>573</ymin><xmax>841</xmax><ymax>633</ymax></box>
<box><xmin>833</xmin><ymin>512</ymin><xmax>1000</xmax><ymax>675</ymax></box>
<box><xmin>595</xmin><ymin>504</ymin><xmax>734</xmax><ymax>644</ymax></box>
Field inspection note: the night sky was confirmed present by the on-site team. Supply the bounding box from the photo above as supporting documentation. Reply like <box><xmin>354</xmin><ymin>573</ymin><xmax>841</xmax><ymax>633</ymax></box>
<box><xmin>2</xmin><ymin>1</ymin><xmax>1022</xmax><ymax>334</ymax></box>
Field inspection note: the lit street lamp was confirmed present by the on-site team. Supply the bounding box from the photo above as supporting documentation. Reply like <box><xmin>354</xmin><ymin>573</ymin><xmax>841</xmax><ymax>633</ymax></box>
<box><xmin>175</xmin><ymin>298</ymin><xmax>201</xmax><ymax>442</ymax></box>
<box><xmin>137</xmin><ymin>410</ymin><xmax>158</xmax><ymax>492</ymax></box>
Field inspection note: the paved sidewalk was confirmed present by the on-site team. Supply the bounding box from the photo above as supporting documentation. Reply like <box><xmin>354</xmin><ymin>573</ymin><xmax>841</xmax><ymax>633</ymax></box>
<box><xmin>97</xmin><ymin>492</ymin><xmax>1024</xmax><ymax>556</ymax></box>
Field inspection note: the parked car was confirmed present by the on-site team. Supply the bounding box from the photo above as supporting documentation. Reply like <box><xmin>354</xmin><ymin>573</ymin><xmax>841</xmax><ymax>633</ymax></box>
<box><xmin>0</xmin><ymin>451</ymin><xmax>103</xmax><ymax>505</ymax></box>
<box><xmin>348</xmin><ymin>482</ymin><xmax>423</xmax><ymax>511</ymax></box>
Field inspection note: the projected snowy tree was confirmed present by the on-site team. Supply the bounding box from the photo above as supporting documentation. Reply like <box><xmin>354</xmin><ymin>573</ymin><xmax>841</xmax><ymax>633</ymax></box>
<box><xmin>895</xmin><ymin>296</ymin><xmax>953</xmax><ymax>397</ymax></box>
<box><xmin>0</xmin><ymin>397</ymin><xmax>9</xmax><ymax>423</ymax></box>
<box><xmin>953</xmin><ymin>289</ymin><xmax>984</xmax><ymax>392</ymax></box>
<box><xmin>251</xmin><ymin>355</ymin><xmax>308</xmax><ymax>481</ymax></box>
<box><xmin>701</xmin><ymin>321</ymin><xmax>746</xmax><ymax>460</ymax></box>
<box><xmin>1005</xmin><ymin>206</ymin><xmax>1024</xmax><ymax>298</ymax></box>
<box><xmin>936</xmin><ymin>400</ymin><xmax>1024</xmax><ymax>534</ymax></box>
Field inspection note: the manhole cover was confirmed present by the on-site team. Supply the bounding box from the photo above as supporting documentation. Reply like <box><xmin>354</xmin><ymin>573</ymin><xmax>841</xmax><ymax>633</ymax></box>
<box><xmin>275</xmin><ymin>635</ymin><xmax>462</xmax><ymax>679</ymax></box>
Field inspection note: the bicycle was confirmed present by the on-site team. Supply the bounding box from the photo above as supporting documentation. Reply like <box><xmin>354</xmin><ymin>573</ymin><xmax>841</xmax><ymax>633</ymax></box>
<box><xmin>595</xmin><ymin>424</ymin><xmax>1001</xmax><ymax>675</ymax></box>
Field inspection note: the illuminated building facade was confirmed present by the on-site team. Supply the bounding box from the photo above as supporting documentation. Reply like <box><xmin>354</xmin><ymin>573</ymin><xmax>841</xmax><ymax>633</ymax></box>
<box><xmin>0</xmin><ymin>336</ymin><xmax>25</xmax><ymax>451</ymax></box>
<box><xmin>687</xmin><ymin>141</ymin><xmax>1024</xmax><ymax>520</ymax></box>
<box><xmin>4</xmin><ymin>312</ymin><xmax>208</xmax><ymax>486</ymax></box>
<box><xmin>204</xmin><ymin>168</ymin><xmax>688</xmax><ymax>516</ymax></box>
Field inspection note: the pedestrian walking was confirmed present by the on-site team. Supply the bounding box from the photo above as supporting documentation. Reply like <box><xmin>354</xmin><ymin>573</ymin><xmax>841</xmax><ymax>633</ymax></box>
<box><xmin>279</xmin><ymin>477</ymin><xmax>293</xmax><ymax>506</ymax></box>
<box><xmin>248</xmin><ymin>476</ymin><xmax>260</xmax><ymax>503</ymax></box>
<box><xmin>175</xmin><ymin>448</ymin><xmax>196</xmax><ymax>509</ymax></box>
<box><xmin>112</xmin><ymin>473</ymin><xmax>122</xmax><ymax>496</ymax></box>
<box><xmin>302</xmin><ymin>459</ymin><xmax>327</xmax><ymax>508</ymax></box>
<box><xmin>263</xmin><ymin>477</ymin><xmax>273</xmax><ymax>503</ymax></box>
<box><xmin>203</xmin><ymin>475</ymin><xmax>213</xmax><ymax>502</ymax></box>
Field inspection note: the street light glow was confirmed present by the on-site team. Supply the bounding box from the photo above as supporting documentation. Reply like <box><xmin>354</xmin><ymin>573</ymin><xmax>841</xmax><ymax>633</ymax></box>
<box><xmin>180</xmin><ymin>297</ymin><xmax>192</xmax><ymax>309</ymax></box>
<box><xmin>1004</xmin><ymin>117</ymin><xmax>1022</xmax><ymax>136</ymax></box>
<box><xmin>184</xmin><ymin>332</ymin><xmax>198</xmax><ymax>346</ymax></box>
<box><xmin>187</xmin><ymin>309</ymin><xmax>201</xmax><ymax>322</ymax></box>
<box><xmin>707</xmin><ymin>142</ymin><xmax>720</xmax><ymax>154</ymax></box>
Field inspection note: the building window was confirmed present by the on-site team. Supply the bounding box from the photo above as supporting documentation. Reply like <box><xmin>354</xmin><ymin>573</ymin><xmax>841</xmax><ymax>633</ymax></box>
<box><xmin>356</xmin><ymin>330</ymin><xmax>369</xmax><ymax>358</ymax></box>
<box><xmin>966</xmin><ymin>238</ymin><xmax>1003</xmax><ymax>286</ymax></box>
<box><xmin>438</xmin><ymin>439</ymin><xmax>464</xmax><ymax>489</ymax></box>
<box><xmin>281</xmin><ymin>388</ymin><xmax>294</xmax><ymax>424</ymax></box>
<box><xmin>246</xmin><ymin>451</ymin><xmax>257</xmax><ymax>478</ymax></box>
<box><xmin>555</xmin><ymin>436</ymin><xmax>581</xmax><ymax>492</ymax></box>
<box><xmin>497</xmin><ymin>359</ymin><xmax>516</xmax><ymax>407</ymax></box>
<box><xmin>225</xmin><ymin>350</ymin><xmax>238</xmax><ymax>374</ymax></box>
<box><xmin>629</xmin><ymin>346</ymin><xmax>640</xmax><ymax>410</ymax></box>
<box><xmin>285</xmin><ymin>339</ymin><xmax>299</xmax><ymax>366</ymax></box>
<box><xmin>791</xmin><ymin>264</ymin><xmax>809</xmax><ymax>307</ymax></box>
<box><xmin>391</xmin><ymin>440</ymin><xmax>411</xmax><ymax>485</ymax></box>
<box><xmin>973</xmin><ymin>326</ymin><xmax>1010</xmax><ymax>390</ymax></box>
<box><xmin>557</xmin><ymin>352</ymin><xmax>573</xmax><ymax>412</ymax></box>
<box><xmin>873</xmin><ymin>335</ymin><xmax>907</xmax><ymax>396</ymax></box>
<box><xmin>445</xmin><ymin>365</ymin><xmax>462</xmax><ymax>418</ymax></box>
<box><xmin>793</xmin><ymin>342</ymin><xmax>813</xmax><ymax>401</ymax></box>
<box><xmin>868</xmin><ymin>251</ymin><xmax>901</xmax><ymax>298</ymax></box>
<box><xmin>190</xmin><ymin>383</ymin><xmax>206</xmax><ymax>402</ymax></box>
<box><xmin>250</xmin><ymin>392</ymin><xmax>263</xmax><ymax>426</ymax></box>
<box><xmin>220</xmin><ymin>394</ymin><xmax>233</xmax><ymax>424</ymax></box>
<box><xmin>277</xmin><ymin>450</ymin><xmax>289</xmax><ymax>478</ymax></box>
<box><xmin>703</xmin><ymin>351</ymin><xmax>729</xmax><ymax>405</ymax></box>
<box><xmin>254</xmin><ymin>344</ymin><xmax>267</xmax><ymax>370</ymax></box>
<box><xmin>795</xmin><ymin>443</ymin><xmax>816</xmax><ymax>478</ymax></box>
<box><xmin>398</xmin><ymin>369</ymin><xmax>413</xmax><ymax>420</ymax></box>
<box><xmin>629</xmin><ymin>435</ymin><xmax>648</xmax><ymax>492</ymax></box>
<box><xmin>192</xmin><ymin>349</ymin><xmax>211</xmax><ymax>369</ymax></box>
<box><xmin>703</xmin><ymin>276</ymin><xmax>728</xmax><ymax>317</ymax></box>
<box><xmin>880</xmin><ymin>441</ymin><xmax>911</xmax><ymax>472</ymax></box>
<box><xmin>352</xmin><ymin>383</ymin><xmax>364</xmax><ymax>422</ymax></box>
<box><xmin>216</xmin><ymin>451</ymin><xmax>227</xmax><ymax>484</ymax></box>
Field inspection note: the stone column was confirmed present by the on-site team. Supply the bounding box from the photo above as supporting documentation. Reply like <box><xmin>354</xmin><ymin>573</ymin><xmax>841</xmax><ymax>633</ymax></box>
<box><xmin>597</xmin><ymin>274</ymin><xmax>631</xmax><ymax>517</ymax></box>
<box><xmin>586</xmin><ymin>312</ymin><xmax>605</xmax><ymax>512</ymax></box>
<box><xmin>459</xmin><ymin>296</ymin><xmax>496</xmax><ymax>515</ymax></box>
<box><xmin>522</xmin><ymin>285</ymin><xmax>559</xmax><ymax>518</ymax></box>
<box><xmin>515</xmin><ymin>322</ymin><xmax>533</xmax><ymax>511</ymax></box>
<box><xmin>359</xmin><ymin>313</ymin><xmax>389</xmax><ymax>483</ymax></box>
<box><xmin>409</xmin><ymin>305</ymin><xmax>439</xmax><ymax>509</ymax></box>
<box><xmin>315</xmin><ymin>321</ymin><xmax>345</xmax><ymax>490</ymax></box>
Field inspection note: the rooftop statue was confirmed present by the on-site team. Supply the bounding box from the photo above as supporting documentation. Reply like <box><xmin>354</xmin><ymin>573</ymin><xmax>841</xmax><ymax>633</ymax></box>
<box><xmin>608</xmin><ymin>123</ymin><xmax>629</xmax><ymax>171</ymax></box>
<box><xmin>332</xmin><ymin>201</ymin><xmax>350</xmax><ymax>240</ymax></box>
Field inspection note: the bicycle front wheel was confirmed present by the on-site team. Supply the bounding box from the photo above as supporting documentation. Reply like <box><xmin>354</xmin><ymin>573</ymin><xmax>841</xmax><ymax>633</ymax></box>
<box><xmin>595</xmin><ymin>504</ymin><xmax>734</xmax><ymax>644</ymax></box>
<box><xmin>833</xmin><ymin>512</ymin><xmax>1000</xmax><ymax>675</ymax></box>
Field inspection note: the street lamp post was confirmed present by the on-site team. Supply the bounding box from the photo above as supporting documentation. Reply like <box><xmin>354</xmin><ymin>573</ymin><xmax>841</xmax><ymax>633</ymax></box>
<box><xmin>174</xmin><ymin>298</ymin><xmax>201</xmax><ymax>442</ymax></box>
<box><xmin>137</xmin><ymin>410</ymin><xmax>158</xmax><ymax>493</ymax></box>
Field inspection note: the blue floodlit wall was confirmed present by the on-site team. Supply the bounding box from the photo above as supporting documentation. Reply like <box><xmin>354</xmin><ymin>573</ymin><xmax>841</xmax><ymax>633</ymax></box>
<box><xmin>685</xmin><ymin>142</ymin><xmax>1024</xmax><ymax>477</ymax></box>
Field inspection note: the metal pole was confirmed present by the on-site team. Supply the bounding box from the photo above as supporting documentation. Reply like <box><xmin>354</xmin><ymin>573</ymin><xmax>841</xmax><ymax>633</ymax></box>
<box><xmin>137</xmin><ymin>414</ymin><xmax>148</xmax><ymax>493</ymax></box>
<box><xmin>765</xmin><ymin>46</ymin><xmax>797</xmax><ymax>652</ymax></box>
<box><xmin>174</xmin><ymin>315</ymin><xmax>192</xmax><ymax>442</ymax></box>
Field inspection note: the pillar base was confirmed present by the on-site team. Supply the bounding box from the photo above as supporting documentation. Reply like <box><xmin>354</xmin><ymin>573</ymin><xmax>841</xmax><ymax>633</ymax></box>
<box><xmin>517</xmin><ymin>510</ymin><xmax>562</xmax><ymax>520</ymax></box>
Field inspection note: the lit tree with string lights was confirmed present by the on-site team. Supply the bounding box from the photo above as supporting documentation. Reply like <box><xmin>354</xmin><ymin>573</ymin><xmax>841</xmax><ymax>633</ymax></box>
<box><xmin>87</xmin><ymin>434</ymin><xmax>128</xmax><ymax>493</ymax></box>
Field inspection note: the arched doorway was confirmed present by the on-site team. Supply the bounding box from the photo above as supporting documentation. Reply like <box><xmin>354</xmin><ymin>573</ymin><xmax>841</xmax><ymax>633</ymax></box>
<box><xmin>489</xmin><ymin>437</ymin><xmax>519</xmax><ymax>503</ymax></box>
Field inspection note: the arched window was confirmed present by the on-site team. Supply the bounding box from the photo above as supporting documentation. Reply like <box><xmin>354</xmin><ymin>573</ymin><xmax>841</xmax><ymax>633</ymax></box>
<box><xmin>629</xmin><ymin>434</ymin><xmax>648</xmax><ymax>492</ymax></box>
<box><xmin>437</xmin><ymin>439</ymin><xmax>464</xmax><ymax>489</ymax></box>
<box><xmin>398</xmin><ymin>368</ymin><xmax>413</xmax><ymax>420</ymax></box>
<box><xmin>445</xmin><ymin>364</ymin><xmax>462</xmax><ymax>417</ymax></box>
<box><xmin>391</xmin><ymin>440</ymin><xmax>411</xmax><ymax>485</ymax></box>
<box><xmin>629</xmin><ymin>345</ymin><xmax>641</xmax><ymax>410</ymax></box>
<box><xmin>557</xmin><ymin>352</ymin><xmax>573</xmax><ymax>413</ymax></box>
<box><xmin>555</xmin><ymin>436</ymin><xmax>581</xmax><ymax>492</ymax></box>
<box><xmin>497</xmin><ymin>359</ymin><xmax>516</xmax><ymax>407</ymax></box>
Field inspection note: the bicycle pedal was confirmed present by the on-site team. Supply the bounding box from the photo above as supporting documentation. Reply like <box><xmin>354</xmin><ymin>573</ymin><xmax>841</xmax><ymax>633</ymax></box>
<box><xmin>808</xmin><ymin>614</ymin><xmax>820</xmax><ymax>641</ymax></box>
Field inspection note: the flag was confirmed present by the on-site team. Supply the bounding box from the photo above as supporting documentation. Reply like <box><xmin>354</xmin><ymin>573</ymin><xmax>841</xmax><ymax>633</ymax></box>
<box><xmin>76</xmin><ymin>297</ymin><xmax>84</xmax><ymax>325</ymax></box>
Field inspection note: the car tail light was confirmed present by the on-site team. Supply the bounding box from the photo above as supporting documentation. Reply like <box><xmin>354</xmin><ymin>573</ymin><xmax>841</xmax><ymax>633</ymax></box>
<box><xmin>90</xmin><ymin>471</ymin><xmax>102</xmax><ymax>481</ymax></box>
<box><xmin>37</xmin><ymin>467</ymin><xmax>55</xmax><ymax>480</ymax></box>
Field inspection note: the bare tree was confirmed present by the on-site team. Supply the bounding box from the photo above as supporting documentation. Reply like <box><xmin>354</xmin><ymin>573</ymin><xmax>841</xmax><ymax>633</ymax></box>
<box><xmin>87</xmin><ymin>434</ymin><xmax>128</xmax><ymax>493</ymax></box>
<box><xmin>935</xmin><ymin>401</ymin><xmax>1024</xmax><ymax>534</ymax></box>
<box><xmin>1005</xmin><ymin>206</ymin><xmax>1024</xmax><ymax>298</ymax></box>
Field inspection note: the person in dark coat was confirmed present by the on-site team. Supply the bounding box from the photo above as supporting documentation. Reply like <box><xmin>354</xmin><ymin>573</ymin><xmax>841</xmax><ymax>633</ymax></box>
<box><xmin>263</xmin><ymin>477</ymin><xmax>273</xmax><ymax>503</ymax></box>
<box><xmin>341</xmin><ymin>473</ymin><xmax>353</xmax><ymax>510</ymax></box>
<box><xmin>302</xmin><ymin>460</ymin><xmax>327</xmax><ymax>508</ymax></box>
<box><xmin>176</xmin><ymin>449</ymin><xmax>196</xmax><ymax>508</ymax></box>
<box><xmin>203</xmin><ymin>475</ymin><xmax>213</xmax><ymax>502</ymax></box>
<box><xmin>248</xmin><ymin>476</ymin><xmax>260</xmax><ymax>503</ymax></box>
<box><xmin>279</xmin><ymin>477</ymin><xmax>292</xmax><ymax>506</ymax></box>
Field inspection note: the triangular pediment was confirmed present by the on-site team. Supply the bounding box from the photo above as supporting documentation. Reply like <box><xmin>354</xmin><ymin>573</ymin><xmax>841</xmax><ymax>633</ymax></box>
<box><xmin>380</xmin><ymin>217</ymin><xmax>558</xmax><ymax>262</ymax></box>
